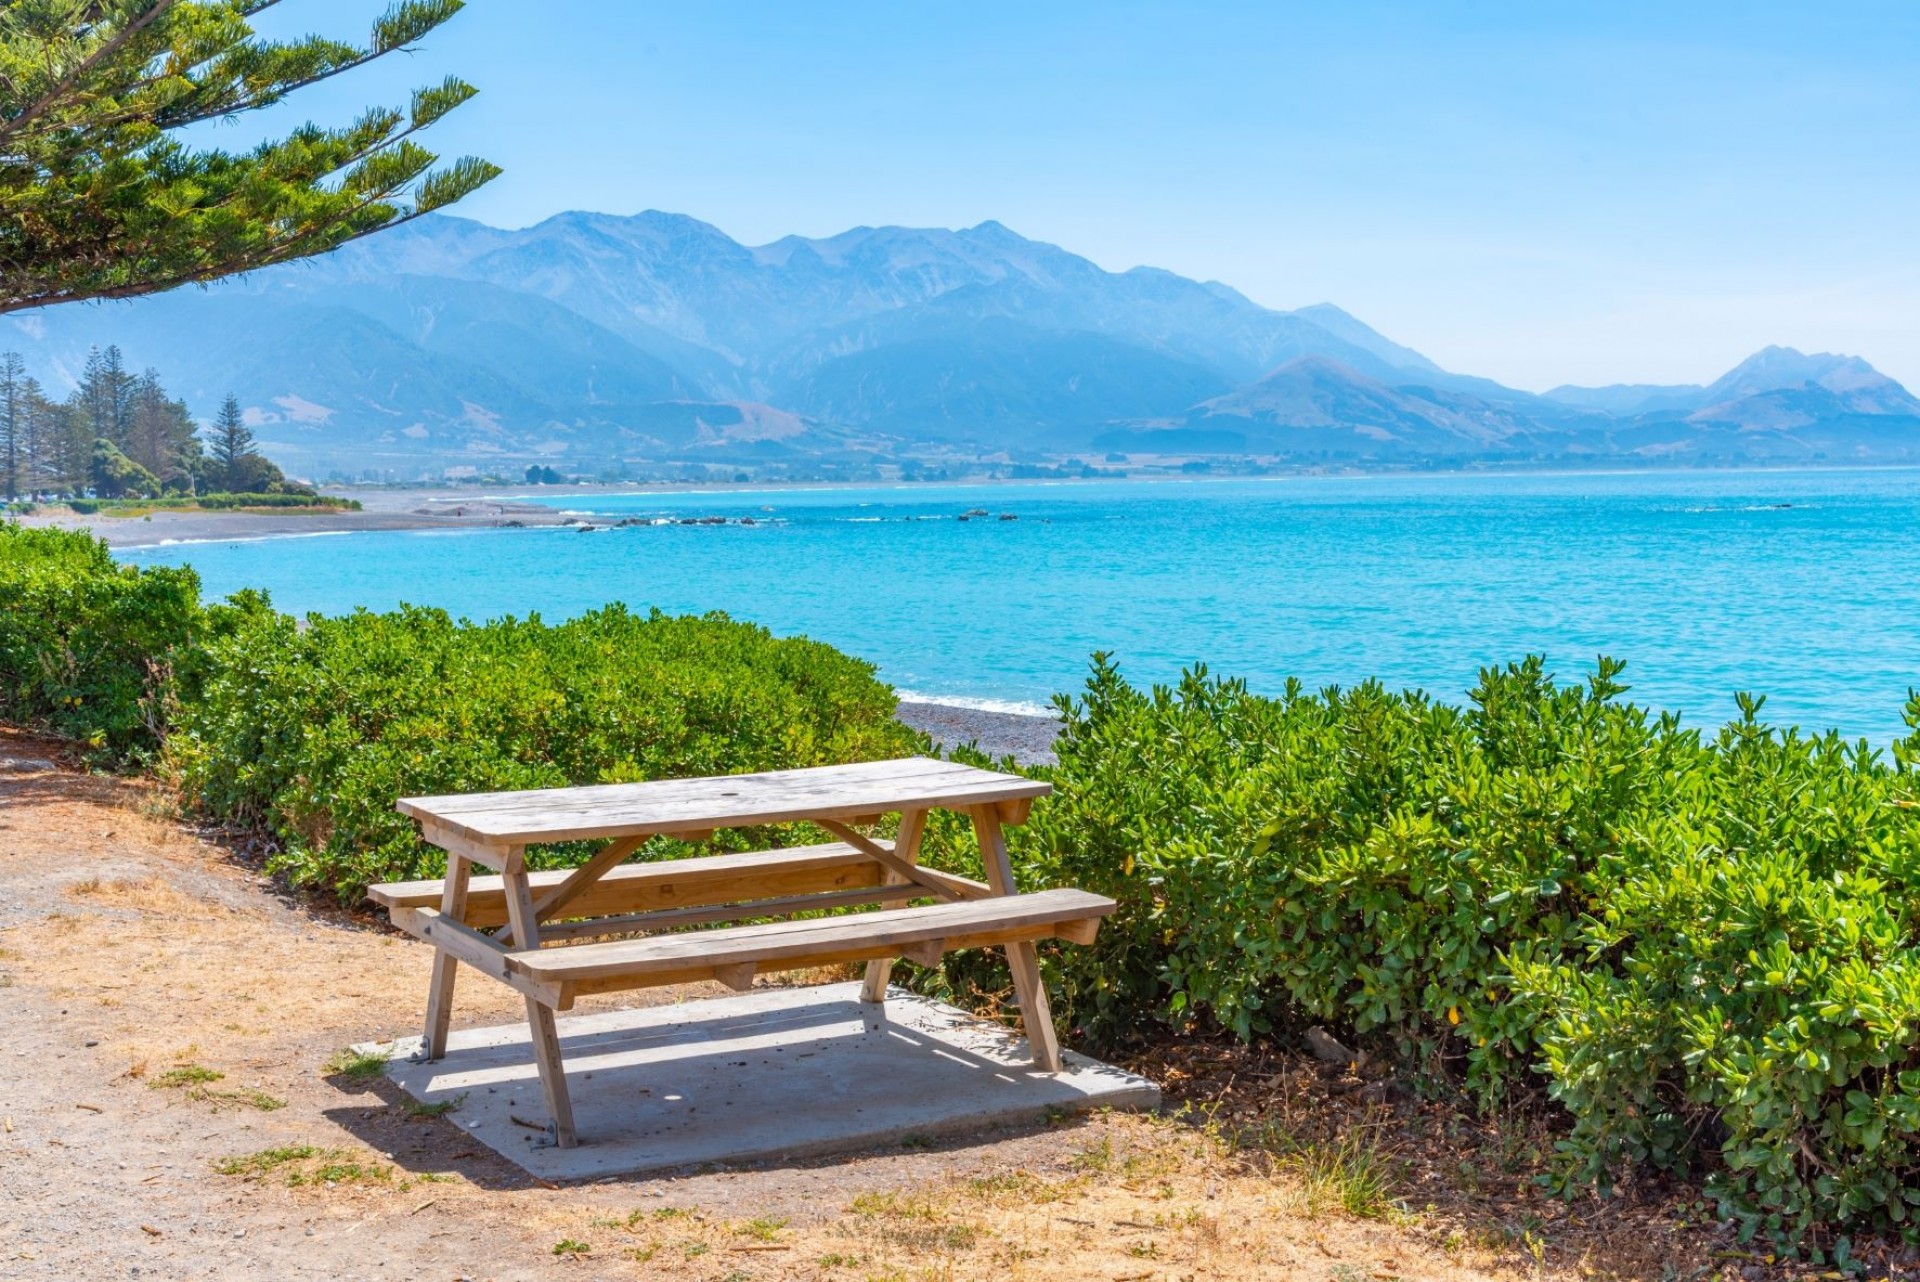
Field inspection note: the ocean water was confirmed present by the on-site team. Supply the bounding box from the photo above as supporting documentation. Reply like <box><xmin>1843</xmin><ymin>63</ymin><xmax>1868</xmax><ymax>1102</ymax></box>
<box><xmin>119</xmin><ymin>471</ymin><xmax>1920</xmax><ymax>742</ymax></box>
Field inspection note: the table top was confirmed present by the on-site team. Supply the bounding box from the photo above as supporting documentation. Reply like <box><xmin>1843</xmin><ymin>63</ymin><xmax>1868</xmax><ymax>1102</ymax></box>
<box><xmin>398</xmin><ymin>756</ymin><xmax>1050</xmax><ymax>846</ymax></box>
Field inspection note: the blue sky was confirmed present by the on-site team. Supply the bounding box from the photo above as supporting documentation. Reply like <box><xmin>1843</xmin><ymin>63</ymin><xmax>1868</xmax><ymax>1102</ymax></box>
<box><xmin>230</xmin><ymin>2</ymin><xmax>1920</xmax><ymax>391</ymax></box>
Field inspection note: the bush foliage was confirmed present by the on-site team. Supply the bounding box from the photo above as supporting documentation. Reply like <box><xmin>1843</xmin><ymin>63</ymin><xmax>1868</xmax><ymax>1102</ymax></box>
<box><xmin>168</xmin><ymin>601</ymin><xmax>917</xmax><ymax>897</ymax></box>
<box><xmin>955</xmin><ymin>654</ymin><xmax>1920</xmax><ymax>1253</ymax></box>
<box><xmin>61</xmin><ymin>492</ymin><xmax>355</xmax><ymax>514</ymax></box>
<box><xmin>0</xmin><ymin>523</ymin><xmax>201</xmax><ymax>755</ymax></box>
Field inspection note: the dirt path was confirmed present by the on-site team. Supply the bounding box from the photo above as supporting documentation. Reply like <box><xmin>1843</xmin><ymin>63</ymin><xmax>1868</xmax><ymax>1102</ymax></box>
<box><xmin>0</xmin><ymin>730</ymin><xmax>1648</xmax><ymax>1281</ymax></box>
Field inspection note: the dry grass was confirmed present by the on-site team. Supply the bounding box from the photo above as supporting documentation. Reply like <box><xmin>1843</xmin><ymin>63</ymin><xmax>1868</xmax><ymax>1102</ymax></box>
<box><xmin>535</xmin><ymin>1121</ymin><xmax>1538</xmax><ymax>1281</ymax></box>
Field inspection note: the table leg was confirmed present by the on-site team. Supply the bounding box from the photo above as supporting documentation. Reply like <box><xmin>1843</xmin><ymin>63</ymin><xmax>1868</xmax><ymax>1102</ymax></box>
<box><xmin>502</xmin><ymin>853</ymin><xmax>578</xmax><ymax>1148</ymax></box>
<box><xmin>969</xmin><ymin>806</ymin><xmax>1063</xmax><ymax>1072</ymax></box>
<box><xmin>861</xmin><ymin>809</ymin><xmax>928</xmax><ymax>1004</ymax></box>
<box><xmin>421</xmin><ymin>852</ymin><xmax>471</xmax><ymax>1061</ymax></box>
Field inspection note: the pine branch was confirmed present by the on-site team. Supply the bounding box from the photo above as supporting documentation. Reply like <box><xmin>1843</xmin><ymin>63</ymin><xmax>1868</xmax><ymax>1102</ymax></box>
<box><xmin>0</xmin><ymin>0</ymin><xmax>495</xmax><ymax>313</ymax></box>
<box><xmin>0</xmin><ymin>0</ymin><xmax>184</xmax><ymax>145</ymax></box>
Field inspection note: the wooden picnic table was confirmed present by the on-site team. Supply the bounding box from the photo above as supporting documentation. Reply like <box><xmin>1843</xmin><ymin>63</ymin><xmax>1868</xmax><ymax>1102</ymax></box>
<box><xmin>367</xmin><ymin>757</ymin><xmax>1116</xmax><ymax>1148</ymax></box>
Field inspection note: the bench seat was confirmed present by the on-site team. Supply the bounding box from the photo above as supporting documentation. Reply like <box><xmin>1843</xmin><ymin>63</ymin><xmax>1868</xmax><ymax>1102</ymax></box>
<box><xmin>391</xmin><ymin>888</ymin><xmax>1114</xmax><ymax>1006</ymax></box>
<box><xmin>366</xmin><ymin>842</ymin><xmax>886</xmax><ymax>928</ymax></box>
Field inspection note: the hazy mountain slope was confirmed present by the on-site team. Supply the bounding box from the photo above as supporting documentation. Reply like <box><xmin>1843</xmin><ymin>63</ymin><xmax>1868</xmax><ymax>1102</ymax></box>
<box><xmin>1542</xmin><ymin>382</ymin><xmax>1705</xmax><ymax>415</ymax></box>
<box><xmin>1698</xmin><ymin>346</ymin><xmax>1920</xmax><ymax>415</ymax></box>
<box><xmin>1547</xmin><ymin>347</ymin><xmax>1920</xmax><ymax>420</ymax></box>
<box><xmin>1289</xmin><ymin>303</ymin><xmax>1444</xmax><ymax>374</ymax></box>
<box><xmin>304</xmin><ymin>276</ymin><xmax>693</xmax><ymax>408</ymax></box>
<box><xmin>10</xmin><ymin>289</ymin><xmax>554</xmax><ymax>437</ymax></box>
<box><xmin>778</xmin><ymin>318</ymin><xmax>1232</xmax><ymax>447</ymax></box>
<box><xmin>1171</xmin><ymin>356</ymin><xmax>1548</xmax><ymax>457</ymax></box>
<box><xmin>427</xmin><ymin>212</ymin><xmax>1435</xmax><ymax>388</ymax></box>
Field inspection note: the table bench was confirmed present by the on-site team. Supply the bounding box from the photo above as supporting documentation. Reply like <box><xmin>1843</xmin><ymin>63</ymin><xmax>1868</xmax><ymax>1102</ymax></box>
<box><xmin>366</xmin><ymin>757</ymin><xmax>1116</xmax><ymax>1148</ymax></box>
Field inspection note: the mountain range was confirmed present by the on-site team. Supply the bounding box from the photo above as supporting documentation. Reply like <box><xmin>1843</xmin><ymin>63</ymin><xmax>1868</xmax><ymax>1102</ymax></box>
<box><xmin>8</xmin><ymin>210</ymin><xmax>1919</xmax><ymax>479</ymax></box>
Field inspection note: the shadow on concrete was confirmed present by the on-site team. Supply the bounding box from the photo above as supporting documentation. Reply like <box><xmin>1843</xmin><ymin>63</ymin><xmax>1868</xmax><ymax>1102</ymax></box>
<box><xmin>328</xmin><ymin>983</ymin><xmax>1159</xmax><ymax>1184</ymax></box>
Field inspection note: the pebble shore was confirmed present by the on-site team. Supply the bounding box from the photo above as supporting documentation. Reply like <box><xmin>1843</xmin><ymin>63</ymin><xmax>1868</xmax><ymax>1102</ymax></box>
<box><xmin>896</xmin><ymin>699</ymin><xmax>1061</xmax><ymax>766</ymax></box>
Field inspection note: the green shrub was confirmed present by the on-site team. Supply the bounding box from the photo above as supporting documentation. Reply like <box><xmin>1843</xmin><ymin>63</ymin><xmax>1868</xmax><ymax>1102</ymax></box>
<box><xmin>945</xmin><ymin>654</ymin><xmax>1920</xmax><ymax>1255</ymax></box>
<box><xmin>0</xmin><ymin>523</ymin><xmax>203</xmax><ymax>759</ymax></box>
<box><xmin>62</xmin><ymin>493</ymin><xmax>358</xmax><ymax>513</ymax></box>
<box><xmin>168</xmin><ymin>602</ymin><xmax>920</xmax><ymax>898</ymax></box>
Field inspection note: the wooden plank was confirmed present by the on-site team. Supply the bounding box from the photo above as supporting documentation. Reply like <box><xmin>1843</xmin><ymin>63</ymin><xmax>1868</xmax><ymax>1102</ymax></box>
<box><xmin>559</xmin><ymin>917</ymin><xmax>1091</xmax><ymax>998</ymax></box>
<box><xmin>510</xmin><ymin>888</ymin><xmax>1114</xmax><ymax>985</ymax></box>
<box><xmin>901</xmin><ymin>866</ymin><xmax>993</xmax><ymax>901</ymax></box>
<box><xmin>900</xmin><ymin>937</ymin><xmax>945</xmax><ymax>968</ymax></box>
<box><xmin>523</xmin><ymin>995</ymin><xmax>574</xmax><ymax>1147</ymax></box>
<box><xmin>533</xmin><ymin>882</ymin><xmax>931</xmax><ymax>941</ymax></box>
<box><xmin>420</xmin><ymin>853</ymin><xmax>470</xmax><ymax>1060</ymax></box>
<box><xmin>1057</xmin><ymin>917</ymin><xmax>1101</xmax><ymax>946</ymax></box>
<box><xmin>995</xmin><ymin>797</ymin><xmax>1035</xmax><ymax>826</ymax></box>
<box><xmin>417</xmin><ymin>818</ymin><xmax>511</xmax><ymax>872</ymax></box>
<box><xmin>863</xmin><ymin>809</ymin><xmax>927</xmax><ymax>1001</ymax></box>
<box><xmin>973</xmin><ymin>805</ymin><xmax>1062</xmax><ymax>1071</ymax></box>
<box><xmin>817</xmin><ymin>817</ymin><xmax>984</xmax><ymax>903</ymax></box>
<box><xmin>502</xmin><ymin>833</ymin><xmax>649</xmax><ymax>947</ymax></box>
<box><xmin>501</xmin><ymin>863</ymin><xmax>576</xmax><ymax>1150</ymax></box>
<box><xmin>713</xmin><ymin>962</ymin><xmax>756</xmax><ymax>991</ymax></box>
<box><xmin>368</xmin><ymin>843</ymin><xmax>887</xmax><ymax>927</ymax></box>
<box><xmin>390</xmin><ymin>907</ymin><xmax>563</xmax><ymax>1007</ymax></box>
<box><xmin>397</xmin><ymin>757</ymin><xmax>1049</xmax><ymax>845</ymax></box>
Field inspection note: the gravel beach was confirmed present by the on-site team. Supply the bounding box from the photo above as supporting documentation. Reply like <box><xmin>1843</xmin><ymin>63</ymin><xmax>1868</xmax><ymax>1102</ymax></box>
<box><xmin>896</xmin><ymin>698</ymin><xmax>1062</xmax><ymax>766</ymax></box>
<box><xmin>15</xmin><ymin>490</ymin><xmax>574</xmax><ymax>547</ymax></box>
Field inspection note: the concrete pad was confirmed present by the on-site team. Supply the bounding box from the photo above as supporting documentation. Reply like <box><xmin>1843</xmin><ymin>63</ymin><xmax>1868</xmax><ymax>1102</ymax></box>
<box><xmin>367</xmin><ymin>982</ymin><xmax>1159</xmax><ymax>1180</ymax></box>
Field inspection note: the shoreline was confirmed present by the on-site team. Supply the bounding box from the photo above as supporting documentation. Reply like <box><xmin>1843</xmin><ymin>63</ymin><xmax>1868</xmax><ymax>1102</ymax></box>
<box><xmin>24</xmin><ymin>463</ymin><xmax>1920</xmax><ymax>550</ymax></box>
<box><xmin>896</xmin><ymin>698</ymin><xmax>1061</xmax><ymax>766</ymax></box>
<box><xmin>14</xmin><ymin>492</ymin><xmax>579</xmax><ymax>548</ymax></box>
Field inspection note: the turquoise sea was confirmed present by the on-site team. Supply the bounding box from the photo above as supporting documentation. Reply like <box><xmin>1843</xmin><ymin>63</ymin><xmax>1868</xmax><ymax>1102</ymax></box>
<box><xmin>119</xmin><ymin>470</ymin><xmax>1920</xmax><ymax>743</ymax></box>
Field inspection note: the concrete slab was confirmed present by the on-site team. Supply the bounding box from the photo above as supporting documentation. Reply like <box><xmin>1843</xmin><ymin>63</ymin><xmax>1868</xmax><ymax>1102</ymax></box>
<box><xmin>366</xmin><ymin>983</ymin><xmax>1159</xmax><ymax>1180</ymax></box>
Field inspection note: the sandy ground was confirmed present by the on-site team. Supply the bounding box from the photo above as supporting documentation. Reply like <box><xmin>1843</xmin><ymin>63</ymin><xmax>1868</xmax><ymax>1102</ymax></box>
<box><xmin>0</xmin><ymin>728</ymin><xmax>1778</xmax><ymax>1281</ymax></box>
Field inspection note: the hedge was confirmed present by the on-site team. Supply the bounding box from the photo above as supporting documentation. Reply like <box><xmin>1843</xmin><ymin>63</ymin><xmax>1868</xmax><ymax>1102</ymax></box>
<box><xmin>0</xmin><ymin>523</ymin><xmax>202</xmax><ymax>757</ymax></box>
<box><xmin>933</xmin><ymin>654</ymin><xmax>1920</xmax><ymax>1255</ymax></box>
<box><xmin>61</xmin><ymin>493</ymin><xmax>358</xmax><ymax>514</ymax></box>
<box><xmin>168</xmin><ymin>601</ymin><xmax>918</xmax><ymax>897</ymax></box>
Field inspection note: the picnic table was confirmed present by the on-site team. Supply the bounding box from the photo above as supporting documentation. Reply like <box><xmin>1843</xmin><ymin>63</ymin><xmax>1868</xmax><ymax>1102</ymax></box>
<box><xmin>366</xmin><ymin>757</ymin><xmax>1116</xmax><ymax>1148</ymax></box>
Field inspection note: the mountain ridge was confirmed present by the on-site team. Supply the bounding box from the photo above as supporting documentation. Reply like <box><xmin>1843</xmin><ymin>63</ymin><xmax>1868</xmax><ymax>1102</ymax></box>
<box><xmin>7</xmin><ymin>210</ymin><xmax>1917</xmax><ymax>478</ymax></box>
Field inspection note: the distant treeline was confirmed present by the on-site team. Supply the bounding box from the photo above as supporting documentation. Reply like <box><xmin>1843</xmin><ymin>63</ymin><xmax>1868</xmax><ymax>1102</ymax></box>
<box><xmin>0</xmin><ymin>345</ymin><xmax>304</xmax><ymax>502</ymax></box>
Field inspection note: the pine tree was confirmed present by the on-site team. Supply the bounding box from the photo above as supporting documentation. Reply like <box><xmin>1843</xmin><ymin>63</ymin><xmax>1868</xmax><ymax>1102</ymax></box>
<box><xmin>18</xmin><ymin>375</ymin><xmax>61</xmax><ymax>497</ymax></box>
<box><xmin>2</xmin><ymin>2</ymin><xmax>498</xmax><ymax>315</ymax></box>
<box><xmin>209</xmin><ymin>394</ymin><xmax>254</xmax><ymax>493</ymax></box>
<box><xmin>37</xmin><ymin>385</ymin><xmax>87</xmax><ymax>495</ymax></box>
<box><xmin>47</xmin><ymin>395</ymin><xmax>92</xmax><ymax>496</ymax></box>
<box><xmin>0</xmin><ymin>351</ymin><xmax>23</xmax><ymax>500</ymax></box>
<box><xmin>127</xmin><ymin>366</ymin><xmax>196</xmax><ymax>483</ymax></box>
<box><xmin>73</xmin><ymin>345</ymin><xmax>135</xmax><ymax>448</ymax></box>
